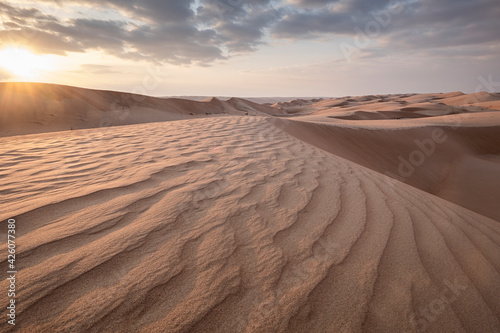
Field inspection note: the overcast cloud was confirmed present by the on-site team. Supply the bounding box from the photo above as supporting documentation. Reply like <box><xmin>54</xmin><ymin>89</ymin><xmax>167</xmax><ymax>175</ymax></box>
<box><xmin>0</xmin><ymin>0</ymin><xmax>498</xmax><ymax>65</ymax></box>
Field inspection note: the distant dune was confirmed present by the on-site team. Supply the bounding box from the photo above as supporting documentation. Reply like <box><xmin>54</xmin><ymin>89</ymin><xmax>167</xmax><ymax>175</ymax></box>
<box><xmin>167</xmin><ymin>96</ymin><xmax>323</xmax><ymax>104</ymax></box>
<box><xmin>1</xmin><ymin>83</ymin><xmax>499</xmax><ymax>332</ymax></box>
<box><xmin>0</xmin><ymin>83</ymin><xmax>283</xmax><ymax>137</ymax></box>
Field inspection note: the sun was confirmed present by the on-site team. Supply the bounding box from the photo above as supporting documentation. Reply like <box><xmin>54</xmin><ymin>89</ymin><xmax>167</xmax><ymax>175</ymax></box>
<box><xmin>0</xmin><ymin>47</ymin><xmax>54</xmax><ymax>80</ymax></box>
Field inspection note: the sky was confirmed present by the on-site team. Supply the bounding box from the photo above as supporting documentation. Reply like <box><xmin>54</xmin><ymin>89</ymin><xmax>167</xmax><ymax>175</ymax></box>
<box><xmin>0</xmin><ymin>0</ymin><xmax>499</xmax><ymax>97</ymax></box>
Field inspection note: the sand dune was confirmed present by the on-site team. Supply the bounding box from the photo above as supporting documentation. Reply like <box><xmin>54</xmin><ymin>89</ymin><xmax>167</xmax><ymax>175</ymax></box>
<box><xmin>0</xmin><ymin>83</ymin><xmax>281</xmax><ymax>137</ymax></box>
<box><xmin>170</xmin><ymin>96</ymin><xmax>306</xmax><ymax>104</ymax></box>
<box><xmin>226</xmin><ymin>97</ymin><xmax>285</xmax><ymax>116</ymax></box>
<box><xmin>1</xmin><ymin>85</ymin><xmax>500</xmax><ymax>332</ymax></box>
<box><xmin>279</xmin><ymin>115</ymin><xmax>500</xmax><ymax>221</ymax></box>
<box><xmin>1</xmin><ymin>116</ymin><xmax>499</xmax><ymax>332</ymax></box>
<box><xmin>275</xmin><ymin>92</ymin><xmax>496</xmax><ymax>119</ymax></box>
<box><xmin>274</xmin><ymin>91</ymin><xmax>500</xmax><ymax>221</ymax></box>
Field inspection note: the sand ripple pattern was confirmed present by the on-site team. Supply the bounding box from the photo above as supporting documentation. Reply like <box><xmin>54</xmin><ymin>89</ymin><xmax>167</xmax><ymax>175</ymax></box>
<box><xmin>0</xmin><ymin>116</ymin><xmax>499</xmax><ymax>332</ymax></box>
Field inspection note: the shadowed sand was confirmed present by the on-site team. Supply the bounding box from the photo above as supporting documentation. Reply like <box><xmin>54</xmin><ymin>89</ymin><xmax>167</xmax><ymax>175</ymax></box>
<box><xmin>279</xmin><ymin>117</ymin><xmax>500</xmax><ymax>221</ymax></box>
<box><xmin>0</xmin><ymin>82</ymin><xmax>283</xmax><ymax>137</ymax></box>
<box><xmin>1</xmin><ymin>85</ymin><xmax>500</xmax><ymax>332</ymax></box>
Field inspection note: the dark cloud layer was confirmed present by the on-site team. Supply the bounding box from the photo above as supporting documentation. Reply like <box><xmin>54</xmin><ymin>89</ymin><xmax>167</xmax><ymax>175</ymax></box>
<box><xmin>0</xmin><ymin>0</ymin><xmax>498</xmax><ymax>65</ymax></box>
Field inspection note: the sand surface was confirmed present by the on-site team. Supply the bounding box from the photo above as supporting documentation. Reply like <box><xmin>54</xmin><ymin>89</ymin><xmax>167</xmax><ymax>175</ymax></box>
<box><xmin>0</xmin><ymin>83</ymin><xmax>282</xmax><ymax>137</ymax></box>
<box><xmin>1</xmin><ymin>84</ymin><xmax>500</xmax><ymax>332</ymax></box>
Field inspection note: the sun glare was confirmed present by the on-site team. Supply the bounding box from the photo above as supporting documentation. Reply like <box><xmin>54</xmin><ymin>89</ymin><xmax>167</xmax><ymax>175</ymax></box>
<box><xmin>0</xmin><ymin>47</ymin><xmax>54</xmax><ymax>80</ymax></box>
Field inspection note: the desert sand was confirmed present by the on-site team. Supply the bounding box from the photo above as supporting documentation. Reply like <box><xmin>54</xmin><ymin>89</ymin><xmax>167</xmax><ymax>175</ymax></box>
<box><xmin>1</xmin><ymin>83</ymin><xmax>500</xmax><ymax>332</ymax></box>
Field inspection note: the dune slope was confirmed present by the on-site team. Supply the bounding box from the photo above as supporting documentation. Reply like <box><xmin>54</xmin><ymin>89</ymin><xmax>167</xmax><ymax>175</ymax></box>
<box><xmin>1</xmin><ymin>116</ymin><xmax>499</xmax><ymax>332</ymax></box>
<box><xmin>0</xmin><ymin>82</ymin><xmax>281</xmax><ymax>137</ymax></box>
<box><xmin>278</xmin><ymin>116</ymin><xmax>500</xmax><ymax>221</ymax></box>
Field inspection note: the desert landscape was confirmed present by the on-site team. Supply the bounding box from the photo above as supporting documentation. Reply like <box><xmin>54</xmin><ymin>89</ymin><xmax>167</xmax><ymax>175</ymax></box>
<box><xmin>1</xmin><ymin>82</ymin><xmax>500</xmax><ymax>332</ymax></box>
<box><xmin>1</xmin><ymin>0</ymin><xmax>500</xmax><ymax>332</ymax></box>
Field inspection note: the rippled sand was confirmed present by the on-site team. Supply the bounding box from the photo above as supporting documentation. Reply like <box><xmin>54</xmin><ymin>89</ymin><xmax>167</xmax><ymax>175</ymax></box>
<box><xmin>1</xmin><ymin>115</ymin><xmax>499</xmax><ymax>332</ymax></box>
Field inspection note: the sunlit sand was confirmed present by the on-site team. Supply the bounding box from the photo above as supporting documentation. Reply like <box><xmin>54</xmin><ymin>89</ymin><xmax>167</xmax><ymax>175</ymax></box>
<box><xmin>1</xmin><ymin>83</ymin><xmax>499</xmax><ymax>332</ymax></box>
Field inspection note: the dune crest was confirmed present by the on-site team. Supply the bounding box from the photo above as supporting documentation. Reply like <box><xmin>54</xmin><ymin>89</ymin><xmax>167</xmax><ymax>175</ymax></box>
<box><xmin>0</xmin><ymin>82</ymin><xmax>281</xmax><ymax>137</ymax></box>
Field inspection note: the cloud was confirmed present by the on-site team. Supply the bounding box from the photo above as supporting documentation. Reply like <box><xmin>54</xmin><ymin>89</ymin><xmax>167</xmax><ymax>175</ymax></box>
<box><xmin>0</xmin><ymin>0</ymin><xmax>220</xmax><ymax>64</ymax></box>
<box><xmin>0</xmin><ymin>0</ymin><xmax>281</xmax><ymax>65</ymax></box>
<box><xmin>77</xmin><ymin>64</ymin><xmax>118</xmax><ymax>74</ymax></box>
<box><xmin>0</xmin><ymin>1</ymin><xmax>58</xmax><ymax>23</ymax></box>
<box><xmin>273</xmin><ymin>0</ymin><xmax>500</xmax><ymax>58</ymax></box>
<box><xmin>0</xmin><ymin>0</ymin><xmax>499</xmax><ymax>66</ymax></box>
